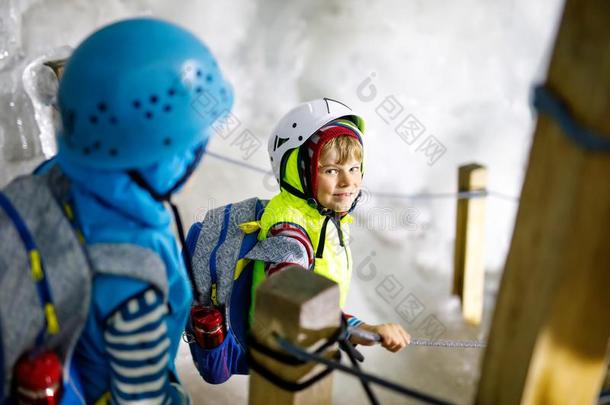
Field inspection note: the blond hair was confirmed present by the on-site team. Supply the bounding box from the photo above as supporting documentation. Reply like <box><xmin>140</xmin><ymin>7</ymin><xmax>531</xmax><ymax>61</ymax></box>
<box><xmin>319</xmin><ymin>136</ymin><xmax>363</xmax><ymax>165</ymax></box>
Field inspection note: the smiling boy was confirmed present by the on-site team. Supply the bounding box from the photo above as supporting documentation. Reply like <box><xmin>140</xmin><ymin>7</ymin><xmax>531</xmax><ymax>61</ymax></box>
<box><xmin>251</xmin><ymin>99</ymin><xmax>410</xmax><ymax>352</ymax></box>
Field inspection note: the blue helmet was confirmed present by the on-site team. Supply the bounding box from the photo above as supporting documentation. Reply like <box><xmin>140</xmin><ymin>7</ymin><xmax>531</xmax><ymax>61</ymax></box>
<box><xmin>57</xmin><ymin>18</ymin><xmax>233</xmax><ymax>169</ymax></box>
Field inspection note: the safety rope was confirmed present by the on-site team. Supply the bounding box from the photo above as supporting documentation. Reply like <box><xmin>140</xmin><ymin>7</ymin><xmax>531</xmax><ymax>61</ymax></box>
<box><xmin>347</xmin><ymin>326</ymin><xmax>486</xmax><ymax>349</ymax></box>
<box><xmin>247</xmin><ymin>318</ymin><xmax>457</xmax><ymax>405</ymax></box>
<box><xmin>339</xmin><ymin>338</ymin><xmax>380</xmax><ymax>405</ymax></box>
<box><xmin>246</xmin><ymin>322</ymin><xmax>344</xmax><ymax>392</ymax></box>
<box><xmin>273</xmin><ymin>333</ymin><xmax>455</xmax><ymax>405</ymax></box>
<box><xmin>533</xmin><ymin>85</ymin><xmax>610</xmax><ymax>152</ymax></box>
<box><xmin>205</xmin><ymin>152</ymin><xmax>518</xmax><ymax>202</ymax></box>
<box><xmin>410</xmin><ymin>338</ymin><xmax>486</xmax><ymax>349</ymax></box>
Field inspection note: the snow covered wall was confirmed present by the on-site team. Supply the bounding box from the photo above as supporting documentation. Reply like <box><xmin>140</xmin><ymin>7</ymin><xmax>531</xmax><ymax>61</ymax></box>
<box><xmin>0</xmin><ymin>0</ymin><xmax>565</xmax><ymax>403</ymax></box>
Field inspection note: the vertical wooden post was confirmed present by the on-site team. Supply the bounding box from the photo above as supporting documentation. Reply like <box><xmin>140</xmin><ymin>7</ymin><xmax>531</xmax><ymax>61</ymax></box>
<box><xmin>248</xmin><ymin>266</ymin><xmax>341</xmax><ymax>405</ymax></box>
<box><xmin>43</xmin><ymin>58</ymin><xmax>67</xmax><ymax>80</ymax></box>
<box><xmin>476</xmin><ymin>0</ymin><xmax>610</xmax><ymax>403</ymax></box>
<box><xmin>453</xmin><ymin>163</ymin><xmax>487</xmax><ymax>325</ymax></box>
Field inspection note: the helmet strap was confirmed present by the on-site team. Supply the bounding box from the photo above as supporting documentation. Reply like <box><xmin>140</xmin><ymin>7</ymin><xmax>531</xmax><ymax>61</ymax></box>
<box><xmin>279</xmin><ymin>178</ymin><xmax>338</xmax><ymax>217</ymax></box>
<box><xmin>347</xmin><ymin>190</ymin><xmax>362</xmax><ymax>214</ymax></box>
<box><xmin>279</xmin><ymin>179</ymin><xmax>308</xmax><ymax>201</ymax></box>
<box><xmin>127</xmin><ymin>145</ymin><xmax>204</xmax><ymax>202</ymax></box>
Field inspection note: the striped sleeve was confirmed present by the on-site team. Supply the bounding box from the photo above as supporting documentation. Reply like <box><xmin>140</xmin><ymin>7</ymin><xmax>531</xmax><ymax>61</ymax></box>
<box><xmin>265</xmin><ymin>222</ymin><xmax>314</xmax><ymax>276</ymax></box>
<box><xmin>264</xmin><ymin>223</ymin><xmax>366</xmax><ymax>327</ymax></box>
<box><xmin>104</xmin><ymin>288</ymin><xmax>180</xmax><ymax>405</ymax></box>
<box><xmin>343</xmin><ymin>312</ymin><xmax>364</xmax><ymax>328</ymax></box>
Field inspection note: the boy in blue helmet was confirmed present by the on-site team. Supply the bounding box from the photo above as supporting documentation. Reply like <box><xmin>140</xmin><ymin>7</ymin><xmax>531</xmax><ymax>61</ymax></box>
<box><xmin>47</xmin><ymin>18</ymin><xmax>231</xmax><ymax>404</ymax></box>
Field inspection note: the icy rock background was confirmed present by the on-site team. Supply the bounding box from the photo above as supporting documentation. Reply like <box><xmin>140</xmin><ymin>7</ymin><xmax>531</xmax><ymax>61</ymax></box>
<box><xmin>0</xmin><ymin>0</ymin><xmax>565</xmax><ymax>403</ymax></box>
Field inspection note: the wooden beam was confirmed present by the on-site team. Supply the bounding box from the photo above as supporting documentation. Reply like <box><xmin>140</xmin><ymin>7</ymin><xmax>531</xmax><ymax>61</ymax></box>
<box><xmin>248</xmin><ymin>266</ymin><xmax>341</xmax><ymax>405</ymax></box>
<box><xmin>476</xmin><ymin>0</ymin><xmax>610</xmax><ymax>403</ymax></box>
<box><xmin>453</xmin><ymin>163</ymin><xmax>487</xmax><ymax>325</ymax></box>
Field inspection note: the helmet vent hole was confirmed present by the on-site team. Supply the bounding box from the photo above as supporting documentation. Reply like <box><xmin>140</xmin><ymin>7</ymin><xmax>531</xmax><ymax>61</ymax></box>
<box><xmin>292</xmin><ymin>122</ymin><xmax>297</xmax><ymax>128</ymax></box>
<box><xmin>93</xmin><ymin>141</ymin><xmax>101</xmax><ymax>150</ymax></box>
<box><xmin>133</xmin><ymin>100</ymin><xmax>141</xmax><ymax>109</ymax></box>
<box><xmin>196</xmin><ymin>69</ymin><xmax>202</xmax><ymax>77</ymax></box>
<box><xmin>163</xmin><ymin>104</ymin><xmax>172</xmax><ymax>112</ymax></box>
<box><xmin>206</xmin><ymin>74</ymin><xmax>213</xmax><ymax>83</ymax></box>
<box><xmin>89</xmin><ymin>115</ymin><xmax>98</xmax><ymax>125</ymax></box>
<box><xmin>83</xmin><ymin>147</ymin><xmax>91</xmax><ymax>155</ymax></box>
<box><xmin>145</xmin><ymin>111</ymin><xmax>153</xmax><ymax>119</ymax></box>
<box><xmin>298</xmin><ymin>136</ymin><xmax>303</xmax><ymax>141</ymax></box>
<box><xmin>163</xmin><ymin>137</ymin><xmax>172</xmax><ymax>146</ymax></box>
<box><xmin>109</xmin><ymin>116</ymin><xmax>118</xmax><ymax>125</ymax></box>
<box><xmin>109</xmin><ymin>148</ymin><xmax>118</xmax><ymax>157</ymax></box>
<box><xmin>97</xmin><ymin>103</ymin><xmax>107</xmax><ymax>112</ymax></box>
<box><xmin>276</xmin><ymin>136</ymin><xmax>290</xmax><ymax>150</ymax></box>
<box><xmin>195</xmin><ymin>86</ymin><xmax>203</xmax><ymax>94</ymax></box>
<box><xmin>150</xmin><ymin>95</ymin><xmax>158</xmax><ymax>104</ymax></box>
<box><xmin>167</xmin><ymin>88</ymin><xmax>175</xmax><ymax>96</ymax></box>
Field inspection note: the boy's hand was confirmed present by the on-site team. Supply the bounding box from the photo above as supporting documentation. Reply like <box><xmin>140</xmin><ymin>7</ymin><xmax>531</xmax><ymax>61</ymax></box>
<box><xmin>351</xmin><ymin>323</ymin><xmax>411</xmax><ymax>352</ymax></box>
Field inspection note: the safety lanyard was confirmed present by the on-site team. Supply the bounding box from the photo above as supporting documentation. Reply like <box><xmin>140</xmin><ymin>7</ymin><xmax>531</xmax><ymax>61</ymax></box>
<box><xmin>0</xmin><ymin>193</ymin><xmax>60</xmax><ymax>345</ymax></box>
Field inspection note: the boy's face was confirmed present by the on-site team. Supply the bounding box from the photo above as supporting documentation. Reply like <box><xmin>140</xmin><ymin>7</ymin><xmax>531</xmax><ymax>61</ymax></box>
<box><xmin>316</xmin><ymin>147</ymin><xmax>362</xmax><ymax>212</ymax></box>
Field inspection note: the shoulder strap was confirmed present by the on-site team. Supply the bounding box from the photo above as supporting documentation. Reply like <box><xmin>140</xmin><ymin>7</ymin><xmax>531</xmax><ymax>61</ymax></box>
<box><xmin>0</xmin><ymin>174</ymin><xmax>91</xmax><ymax>398</ymax></box>
<box><xmin>87</xmin><ymin>243</ymin><xmax>168</xmax><ymax>298</ymax></box>
<box><xmin>44</xmin><ymin>167</ymin><xmax>168</xmax><ymax>298</ymax></box>
<box><xmin>0</xmin><ymin>192</ymin><xmax>59</xmax><ymax>343</ymax></box>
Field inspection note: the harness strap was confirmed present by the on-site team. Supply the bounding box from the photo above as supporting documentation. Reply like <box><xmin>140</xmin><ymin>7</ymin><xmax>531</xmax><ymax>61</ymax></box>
<box><xmin>0</xmin><ymin>192</ymin><xmax>59</xmax><ymax>343</ymax></box>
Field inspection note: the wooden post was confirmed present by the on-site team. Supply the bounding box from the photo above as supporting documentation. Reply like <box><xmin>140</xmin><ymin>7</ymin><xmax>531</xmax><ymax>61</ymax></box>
<box><xmin>476</xmin><ymin>0</ymin><xmax>610</xmax><ymax>403</ymax></box>
<box><xmin>43</xmin><ymin>58</ymin><xmax>67</xmax><ymax>80</ymax></box>
<box><xmin>248</xmin><ymin>266</ymin><xmax>341</xmax><ymax>405</ymax></box>
<box><xmin>453</xmin><ymin>163</ymin><xmax>487</xmax><ymax>325</ymax></box>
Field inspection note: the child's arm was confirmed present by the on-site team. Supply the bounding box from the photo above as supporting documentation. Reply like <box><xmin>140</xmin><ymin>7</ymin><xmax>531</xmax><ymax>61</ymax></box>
<box><xmin>350</xmin><ymin>322</ymin><xmax>411</xmax><ymax>353</ymax></box>
<box><xmin>264</xmin><ymin>222</ymin><xmax>314</xmax><ymax>276</ymax></box>
<box><xmin>343</xmin><ymin>312</ymin><xmax>364</xmax><ymax>328</ymax></box>
<box><xmin>262</xmin><ymin>224</ymin><xmax>411</xmax><ymax>352</ymax></box>
<box><xmin>104</xmin><ymin>288</ymin><xmax>191</xmax><ymax>404</ymax></box>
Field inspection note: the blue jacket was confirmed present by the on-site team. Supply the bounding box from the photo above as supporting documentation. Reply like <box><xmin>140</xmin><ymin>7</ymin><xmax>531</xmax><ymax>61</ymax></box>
<box><xmin>52</xmin><ymin>148</ymin><xmax>196</xmax><ymax>403</ymax></box>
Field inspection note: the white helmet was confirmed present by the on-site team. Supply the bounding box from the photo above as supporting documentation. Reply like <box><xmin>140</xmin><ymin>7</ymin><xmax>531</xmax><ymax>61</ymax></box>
<box><xmin>268</xmin><ymin>98</ymin><xmax>365</xmax><ymax>183</ymax></box>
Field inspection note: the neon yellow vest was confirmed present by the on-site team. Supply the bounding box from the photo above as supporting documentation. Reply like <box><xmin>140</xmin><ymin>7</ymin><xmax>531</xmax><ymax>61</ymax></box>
<box><xmin>250</xmin><ymin>189</ymin><xmax>353</xmax><ymax>320</ymax></box>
